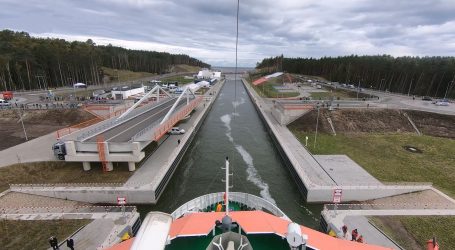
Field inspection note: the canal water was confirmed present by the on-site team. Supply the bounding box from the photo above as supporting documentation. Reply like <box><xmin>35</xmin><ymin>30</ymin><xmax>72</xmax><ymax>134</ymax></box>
<box><xmin>139</xmin><ymin>76</ymin><xmax>323</xmax><ymax>229</ymax></box>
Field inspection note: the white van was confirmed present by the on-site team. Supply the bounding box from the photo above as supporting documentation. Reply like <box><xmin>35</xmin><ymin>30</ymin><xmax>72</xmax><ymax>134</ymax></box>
<box><xmin>0</xmin><ymin>99</ymin><xmax>11</xmax><ymax>106</ymax></box>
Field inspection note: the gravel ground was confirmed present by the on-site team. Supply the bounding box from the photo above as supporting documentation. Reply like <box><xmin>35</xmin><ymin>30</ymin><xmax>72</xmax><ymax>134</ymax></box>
<box><xmin>0</xmin><ymin>192</ymin><xmax>88</xmax><ymax>208</ymax></box>
<box><xmin>365</xmin><ymin>190</ymin><xmax>455</xmax><ymax>209</ymax></box>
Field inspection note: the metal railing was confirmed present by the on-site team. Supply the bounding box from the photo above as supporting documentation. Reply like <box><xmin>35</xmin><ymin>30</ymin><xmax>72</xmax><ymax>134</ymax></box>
<box><xmin>170</xmin><ymin>192</ymin><xmax>289</xmax><ymax>220</ymax></box>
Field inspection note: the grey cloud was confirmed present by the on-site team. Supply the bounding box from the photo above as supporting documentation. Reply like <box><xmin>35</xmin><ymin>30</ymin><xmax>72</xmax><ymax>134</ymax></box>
<box><xmin>1</xmin><ymin>0</ymin><xmax>454</xmax><ymax>66</ymax></box>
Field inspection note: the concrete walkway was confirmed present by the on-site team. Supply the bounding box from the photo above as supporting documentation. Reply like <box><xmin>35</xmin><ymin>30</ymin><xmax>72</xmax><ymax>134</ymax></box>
<box><xmin>0</xmin><ymin>132</ymin><xmax>57</xmax><ymax>168</ymax></box>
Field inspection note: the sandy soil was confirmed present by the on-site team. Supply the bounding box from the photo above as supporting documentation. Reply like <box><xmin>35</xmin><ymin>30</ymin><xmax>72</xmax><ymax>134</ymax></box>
<box><xmin>365</xmin><ymin>190</ymin><xmax>455</xmax><ymax>209</ymax></box>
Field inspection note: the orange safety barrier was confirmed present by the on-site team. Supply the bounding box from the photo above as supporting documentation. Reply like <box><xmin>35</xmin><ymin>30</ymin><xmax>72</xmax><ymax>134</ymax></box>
<box><xmin>97</xmin><ymin>136</ymin><xmax>108</xmax><ymax>172</ymax></box>
<box><xmin>56</xmin><ymin>117</ymin><xmax>103</xmax><ymax>139</ymax></box>
<box><xmin>153</xmin><ymin>97</ymin><xmax>202</xmax><ymax>141</ymax></box>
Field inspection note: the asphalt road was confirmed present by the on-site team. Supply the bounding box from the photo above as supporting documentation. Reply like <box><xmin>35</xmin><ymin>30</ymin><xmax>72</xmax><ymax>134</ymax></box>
<box><xmin>85</xmin><ymin>97</ymin><xmax>187</xmax><ymax>142</ymax></box>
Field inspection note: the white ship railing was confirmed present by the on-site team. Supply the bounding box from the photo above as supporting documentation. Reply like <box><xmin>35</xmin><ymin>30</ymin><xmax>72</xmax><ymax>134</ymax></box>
<box><xmin>171</xmin><ymin>192</ymin><xmax>289</xmax><ymax>220</ymax></box>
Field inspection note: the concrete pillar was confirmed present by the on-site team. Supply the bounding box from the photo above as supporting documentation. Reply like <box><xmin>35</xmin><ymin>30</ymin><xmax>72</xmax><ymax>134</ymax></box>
<box><xmin>128</xmin><ymin>162</ymin><xmax>136</xmax><ymax>172</ymax></box>
<box><xmin>82</xmin><ymin>162</ymin><xmax>91</xmax><ymax>171</ymax></box>
<box><xmin>106</xmin><ymin>162</ymin><xmax>114</xmax><ymax>172</ymax></box>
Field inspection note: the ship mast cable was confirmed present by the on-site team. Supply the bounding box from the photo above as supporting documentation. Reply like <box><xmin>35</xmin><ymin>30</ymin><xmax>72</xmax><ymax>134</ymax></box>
<box><xmin>230</xmin><ymin>0</ymin><xmax>240</xmax><ymax>208</ymax></box>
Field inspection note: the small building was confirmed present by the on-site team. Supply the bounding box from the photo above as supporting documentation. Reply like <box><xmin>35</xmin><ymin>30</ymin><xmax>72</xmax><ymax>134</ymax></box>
<box><xmin>197</xmin><ymin>69</ymin><xmax>212</xmax><ymax>79</ymax></box>
<box><xmin>111</xmin><ymin>87</ymin><xmax>145</xmax><ymax>100</ymax></box>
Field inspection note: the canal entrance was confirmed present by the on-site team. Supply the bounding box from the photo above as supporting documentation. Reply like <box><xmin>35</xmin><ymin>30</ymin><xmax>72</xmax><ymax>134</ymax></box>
<box><xmin>139</xmin><ymin>76</ymin><xmax>323</xmax><ymax>229</ymax></box>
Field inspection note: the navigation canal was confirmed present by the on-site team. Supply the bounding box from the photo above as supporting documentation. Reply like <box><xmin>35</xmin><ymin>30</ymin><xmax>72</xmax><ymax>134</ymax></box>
<box><xmin>140</xmin><ymin>75</ymin><xmax>323</xmax><ymax>229</ymax></box>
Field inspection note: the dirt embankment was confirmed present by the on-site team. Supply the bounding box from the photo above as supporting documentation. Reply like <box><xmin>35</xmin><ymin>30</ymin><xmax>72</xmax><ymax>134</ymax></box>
<box><xmin>289</xmin><ymin>109</ymin><xmax>455</xmax><ymax>138</ymax></box>
<box><xmin>289</xmin><ymin>109</ymin><xmax>415</xmax><ymax>134</ymax></box>
<box><xmin>407</xmin><ymin>110</ymin><xmax>455</xmax><ymax>139</ymax></box>
<box><xmin>0</xmin><ymin>109</ymin><xmax>95</xmax><ymax>150</ymax></box>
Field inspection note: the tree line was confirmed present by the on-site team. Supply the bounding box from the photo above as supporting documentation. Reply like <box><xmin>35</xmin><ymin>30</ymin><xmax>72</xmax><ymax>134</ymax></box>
<box><xmin>0</xmin><ymin>30</ymin><xmax>210</xmax><ymax>91</ymax></box>
<box><xmin>256</xmin><ymin>55</ymin><xmax>455</xmax><ymax>98</ymax></box>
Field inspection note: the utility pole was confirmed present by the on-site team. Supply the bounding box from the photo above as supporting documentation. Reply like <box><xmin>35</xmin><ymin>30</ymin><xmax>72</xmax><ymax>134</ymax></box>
<box><xmin>357</xmin><ymin>78</ymin><xmax>362</xmax><ymax>99</ymax></box>
<box><xmin>313</xmin><ymin>104</ymin><xmax>320</xmax><ymax>149</ymax></box>
<box><xmin>444</xmin><ymin>80</ymin><xmax>455</xmax><ymax>99</ymax></box>
<box><xmin>407</xmin><ymin>78</ymin><xmax>414</xmax><ymax>96</ymax></box>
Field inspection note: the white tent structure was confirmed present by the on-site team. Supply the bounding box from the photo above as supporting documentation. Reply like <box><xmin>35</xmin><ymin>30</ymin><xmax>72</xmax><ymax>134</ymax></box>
<box><xmin>197</xmin><ymin>69</ymin><xmax>212</xmax><ymax>79</ymax></box>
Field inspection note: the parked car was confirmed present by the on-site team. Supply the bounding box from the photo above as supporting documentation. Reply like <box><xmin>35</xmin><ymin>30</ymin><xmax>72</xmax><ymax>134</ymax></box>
<box><xmin>0</xmin><ymin>99</ymin><xmax>11</xmax><ymax>106</ymax></box>
<box><xmin>168</xmin><ymin>127</ymin><xmax>185</xmax><ymax>135</ymax></box>
<box><xmin>422</xmin><ymin>96</ymin><xmax>432</xmax><ymax>101</ymax></box>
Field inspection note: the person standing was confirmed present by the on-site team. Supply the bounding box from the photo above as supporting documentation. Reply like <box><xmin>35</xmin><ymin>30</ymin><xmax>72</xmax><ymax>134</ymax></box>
<box><xmin>342</xmin><ymin>225</ymin><xmax>349</xmax><ymax>240</ymax></box>
<box><xmin>49</xmin><ymin>236</ymin><xmax>59</xmax><ymax>250</ymax></box>
<box><xmin>67</xmin><ymin>238</ymin><xmax>75</xmax><ymax>250</ymax></box>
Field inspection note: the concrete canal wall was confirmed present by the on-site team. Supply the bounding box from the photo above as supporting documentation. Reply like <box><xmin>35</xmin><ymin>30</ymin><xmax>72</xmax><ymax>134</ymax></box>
<box><xmin>241</xmin><ymin>79</ymin><xmax>431</xmax><ymax>202</ymax></box>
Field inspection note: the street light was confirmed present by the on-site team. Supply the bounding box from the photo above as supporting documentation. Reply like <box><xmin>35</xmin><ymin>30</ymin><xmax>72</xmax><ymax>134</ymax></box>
<box><xmin>357</xmin><ymin>78</ymin><xmax>362</xmax><ymax>100</ymax></box>
<box><xmin>313</xmin><ymin>104</ymin><xmax>320</xmax><ymax>149</ymax></box>
<box><xmin>444</xmin><ymin>80</ymin><xmax>454</xmax><ymax>99</ymax></box>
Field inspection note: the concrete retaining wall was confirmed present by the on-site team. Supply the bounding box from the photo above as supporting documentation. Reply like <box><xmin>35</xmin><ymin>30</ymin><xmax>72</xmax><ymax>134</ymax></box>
<box><xmin>10</xmin><ymin>185</ymin><xmax>155</xmax><ymax>204</ymax></box>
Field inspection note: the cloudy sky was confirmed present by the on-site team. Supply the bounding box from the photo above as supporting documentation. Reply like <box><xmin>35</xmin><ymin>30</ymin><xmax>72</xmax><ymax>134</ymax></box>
<box><xmin>1</xmin><ymin>0</ymin><xmax>455</xmax><ymax>66</ymax></box>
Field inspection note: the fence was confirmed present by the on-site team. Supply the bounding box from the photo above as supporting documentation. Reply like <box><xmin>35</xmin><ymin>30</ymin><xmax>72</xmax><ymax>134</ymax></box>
<box><xmin>56</xmin><ymin>117</ymin><xmax>104</xmax><ymax>139</ymax></box>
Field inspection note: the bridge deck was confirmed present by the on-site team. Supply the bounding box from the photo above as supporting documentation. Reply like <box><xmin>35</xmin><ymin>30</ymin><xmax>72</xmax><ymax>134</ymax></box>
<box><xmin>85</xmin><ymin>97</ymin><xmax>188</xmax><ymax>143</ymax></box>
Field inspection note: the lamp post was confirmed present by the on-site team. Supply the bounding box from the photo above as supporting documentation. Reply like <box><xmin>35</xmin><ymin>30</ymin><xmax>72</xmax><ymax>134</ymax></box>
<box><xmin>444</xmin><ymin>81</ymin><xmax>454</xmax><ymax>99</ymax></box>
<box><xmin>313</xmin><ymin>104</ymin><xmax>320</xmax><ymax>149</ymax></box>
<box><xmin>357</xmin><ymin>78</ymin><xmax>362</xmax><ymax>100</ymax></box>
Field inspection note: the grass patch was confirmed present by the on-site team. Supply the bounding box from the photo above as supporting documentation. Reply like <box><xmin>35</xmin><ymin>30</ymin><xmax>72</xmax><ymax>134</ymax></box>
<box><xmin>370</xmin><ymin>216</ymin><xmax>455</xmax><ymax>250</ymax></box>
<box><xmin>172</xmin><ymin>64</ymin><xmax>201</xmax><ymax>73</ymax></box>
<box><xmin>102</xmin><ymin>67</ymin><xmax>155</xmax><ymax>82</ymax></box>
<box><xmin>0</xmin><ymin>219</ymin><xmax>91</xmax><ymax>250</ymax></box>
<box><xmin>250</xmin><ymin>77</ymin><xmax>299</xmax><ymax>98</ymax></box>
<box><xmin>289</xmin><ymin>131</ymin><xmax>455</xmax><ymax>197</ymax></box>
<box><xmin>161</xmin><ymin>75</ymin><xmax>195</xmax><ymax>85</ymax></box>
<box><xmin>0</xmin><ymin>161</ymin><xmax>134</xmax><ymax>192</ymax></box>
<box><xmin>309</xmin><ymin>87</ymin><xmax>372</xmax><ymax>100</ymax></box>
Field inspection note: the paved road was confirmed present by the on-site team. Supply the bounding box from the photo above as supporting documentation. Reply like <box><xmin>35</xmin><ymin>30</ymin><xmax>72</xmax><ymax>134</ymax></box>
<box><xmin>84</xmin><ymin>97</ymin><xmax>188</xmax><ymax>142</ymax></box>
